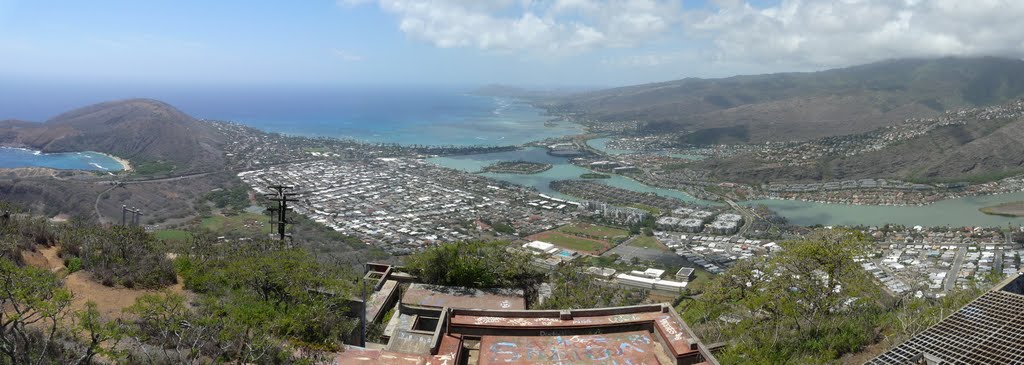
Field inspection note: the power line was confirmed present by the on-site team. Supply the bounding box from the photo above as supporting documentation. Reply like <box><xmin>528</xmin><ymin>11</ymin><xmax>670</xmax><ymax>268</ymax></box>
<box><xmin>265</xmin><ymin>185</ymin><xmax>298</xmax><ymax>245</ymax></box>
<box><xmin>122</xmin><ymin>205</ymin><xmax>143</xmax><ymax>226</ymax></box>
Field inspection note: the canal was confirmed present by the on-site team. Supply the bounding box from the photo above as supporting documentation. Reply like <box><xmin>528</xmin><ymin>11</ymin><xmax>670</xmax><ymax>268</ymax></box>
<box><xmin>429</xmin><ymin>146</ymin><xmax>1024</xmax><ymax>228</ymax></box>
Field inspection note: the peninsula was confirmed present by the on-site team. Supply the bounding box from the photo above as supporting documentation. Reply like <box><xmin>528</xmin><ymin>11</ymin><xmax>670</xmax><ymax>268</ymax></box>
<box><xmin>481</xmin><ymin>160</ymin><xmax>552</xmax><ymax>174</ymax></box>
<box><xmin>980</xmin><ymin>201</ymin><xmax>1024</xmax><ymax>217</ymax></box>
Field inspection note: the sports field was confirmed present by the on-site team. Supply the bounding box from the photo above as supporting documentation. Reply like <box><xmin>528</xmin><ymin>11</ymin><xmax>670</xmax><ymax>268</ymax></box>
<box><xmin>527</xmin><ymin>231</ymin><xmax>608</xmax><ymax>254</ymax></box>
<box><xmin>201</xmin><ymin>212</ymin><xmax>271</xmax><ymax>235</ymax></box>
<box><xmin>628</xmin><ymin>235</ymin><xmax>668</xmax><ymax>250</ymax></box>
<box><xmin>555</xmin><ymin>223</ymin><xmax>628</xmax><ymax>240</ymax></box>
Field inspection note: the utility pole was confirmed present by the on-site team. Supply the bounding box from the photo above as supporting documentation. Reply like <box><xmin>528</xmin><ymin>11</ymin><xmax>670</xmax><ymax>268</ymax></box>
<box><xmin>122</xmin><ymin>205</ymin><xmax>143</xmax><ymax>226</ymax></box>
<box><xmin>361</xmin><ymin>263</ymin><xmax>367</xmax><ymax>347</ymax></box>
<box><xmin>265</xmin><ymin>185</ymin><xmax>298</xmax><ymax>245</ymax></box>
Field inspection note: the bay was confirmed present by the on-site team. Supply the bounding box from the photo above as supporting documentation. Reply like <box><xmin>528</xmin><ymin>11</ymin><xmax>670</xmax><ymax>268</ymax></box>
<box><xmin>0</xmin><ymin>148</ymin><xmax>125</xmax><ymax>171</ymax></box>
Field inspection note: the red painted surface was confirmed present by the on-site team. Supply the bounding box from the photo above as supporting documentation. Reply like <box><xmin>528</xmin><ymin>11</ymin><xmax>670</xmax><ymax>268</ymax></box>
<box><xmin>403</xmin><ymin>283</ymin><xmax>525</xmax><ymax>310</ymax></box>
<box><xmin>336</xmin><ymin>346</ymin><xmax>429</xmax><ymax>365</ymax></box>
<box><xmin>450</xmin><ymin>310</ymin><xmax>700</xmax><ymax>360</ymax></box>
<box><xmin>478</xmin><ymin>331</ymin><xmax>663</xmax><ymax>365</ymax></box>
<box><xmin>451</xmin><ymin>312</ymin><xmax>658</xmax><ymax>328</ymax></box>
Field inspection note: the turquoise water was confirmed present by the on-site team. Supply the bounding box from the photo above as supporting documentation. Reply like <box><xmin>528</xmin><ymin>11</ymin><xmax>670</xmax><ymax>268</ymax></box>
<box><xmin>427</xmin><ymin>148</ymin><xmax>711</xmax><ymax>205</ymax></box>
<box><xmin>184</xmin><ymin>89</ymin><xmax>584</xmax><ymax>146</ymax></box>
<box><xmin>428</xmin><ymin>147</ymin><xmax>1024</xmax><ymax>227</ymax></box>
<box><xmin>0</xmin><ymin>86</ymin><xmax>584</xmax><ymax>147</ymax></box>
<box><xmin>0</xmin><ymin>147</ymin><xmax>125</xmax><ymax>171</ymax></box>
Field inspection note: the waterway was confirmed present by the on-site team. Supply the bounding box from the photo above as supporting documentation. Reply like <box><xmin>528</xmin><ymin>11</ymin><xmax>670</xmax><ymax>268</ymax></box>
<box><xmin>0</xmin><ymin>147</ymin><xmax>126</xmax><ymax>171</ymax></box>
<box><xmin>429</xmin><ymin>146</ymin><xmax>1024</xmax><ymax>228</ymax></box>
<box><xmin>427</xmin><ymin>148</ymin><xmax>711</xmax><ymax>205</ymax></box>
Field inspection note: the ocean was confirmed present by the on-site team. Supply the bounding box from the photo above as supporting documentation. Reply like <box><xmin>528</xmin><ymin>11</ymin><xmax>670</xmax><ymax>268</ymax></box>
<box><xmin>0</xmin><ymin>148</ymin><xmax>124</xmax><ymax>171</ymax></box>
<box><xmin>0</xmin><ymin>84</ymin><xmax>582</xmax><ymax>147</ymax></box>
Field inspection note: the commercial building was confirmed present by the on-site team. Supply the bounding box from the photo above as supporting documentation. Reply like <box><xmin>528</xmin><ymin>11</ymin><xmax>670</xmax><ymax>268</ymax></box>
<box><xmin>675</xmin><ymin>267</ymin><xmax>695</xmax><ymax>282</ymax></box>
<box><xmin>522</xmin><ymin>240</ymin><xmax>559</xmax><ymax>255</ymax></box>
<box><xmin>614</xmin><ymin>272</ymin><xmax>688</xmax><ymax>294</ymax></box>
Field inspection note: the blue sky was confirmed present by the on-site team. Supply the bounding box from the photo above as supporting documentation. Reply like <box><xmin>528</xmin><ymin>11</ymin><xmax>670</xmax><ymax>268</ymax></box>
<box><xmin>1</xmin><ymin>0</ymin><xmax>1022</xmax><ymax>87</ymax></box>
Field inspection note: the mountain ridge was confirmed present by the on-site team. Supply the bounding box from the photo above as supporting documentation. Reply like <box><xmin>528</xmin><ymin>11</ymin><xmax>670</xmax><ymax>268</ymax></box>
<box><xmin>704</xmin><ymin>99</ymin><xmax>1024</xmax><ymax>184</ymax></box>
<box><xmin>555</xmin><ymin>56</ymin><xmax>1024</xmax><ymax>142</ymax></box>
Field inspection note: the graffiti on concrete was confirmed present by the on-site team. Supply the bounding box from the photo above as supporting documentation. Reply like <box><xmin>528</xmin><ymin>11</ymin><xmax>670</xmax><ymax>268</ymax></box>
<box><xmin>482</xmin><ymin>331</ymin><xmax>658</xmax><ymax>364</ymax></box>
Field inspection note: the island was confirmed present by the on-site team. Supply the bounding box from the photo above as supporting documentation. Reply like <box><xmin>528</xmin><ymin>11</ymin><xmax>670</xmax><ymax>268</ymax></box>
<box><xmin>979</xmin><ymin>201</ymin><xmax>1024</xmax><ymax>217</ymax></box>
<box><xmin>481</xmin><ymin>160</ymin><xmax>552</xmax><ymax>174</ymax></box>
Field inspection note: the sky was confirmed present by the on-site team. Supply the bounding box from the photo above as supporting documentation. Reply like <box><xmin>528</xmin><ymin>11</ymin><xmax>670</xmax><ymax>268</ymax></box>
<box><xmin>1</xmin><ymin>0</ymin><xmax>1024</xmax><ymax>87</ymax></box>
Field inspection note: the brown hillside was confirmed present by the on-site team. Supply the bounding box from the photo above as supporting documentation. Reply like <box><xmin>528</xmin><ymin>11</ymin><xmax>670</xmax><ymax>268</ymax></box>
<box><xmin>558</xmin><ymin>57</ymin><xmax>1024</xmax><ymax>143</ymax></box>
<box><xmin>0</xmin><ymin>99</ymin><xmax>225</xmax><ymax>172</ymax></box>
<box><xmin>707</xmin><ymin>99</ymin><xmax>1024</xmax><ymax>183</ymax></box>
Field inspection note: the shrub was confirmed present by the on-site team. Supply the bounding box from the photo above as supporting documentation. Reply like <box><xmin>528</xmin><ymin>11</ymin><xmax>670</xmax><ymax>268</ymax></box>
<box><xmin>65</xmin><ymin>257</ymin><xmax>83</xmax><ymax>273</ymax></box>
<box><xmin>58</xmin><ymin>225</ymin><xmax>176</xmax><ymax>289</ymax></box>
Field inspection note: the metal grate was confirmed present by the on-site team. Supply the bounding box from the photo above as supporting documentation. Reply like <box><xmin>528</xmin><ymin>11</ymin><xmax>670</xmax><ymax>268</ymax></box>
<box><xmin>868</xmin><ymin>289</ymin><xmax>1024</xmax><ymax>365</ymax></box>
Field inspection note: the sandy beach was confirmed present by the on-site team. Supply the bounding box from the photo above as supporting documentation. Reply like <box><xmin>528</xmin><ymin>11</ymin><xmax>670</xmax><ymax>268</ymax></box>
<box><xmin>103</xmin><ymin>153</ymin><xmax>133</xmax><ymax>172</ymax></box>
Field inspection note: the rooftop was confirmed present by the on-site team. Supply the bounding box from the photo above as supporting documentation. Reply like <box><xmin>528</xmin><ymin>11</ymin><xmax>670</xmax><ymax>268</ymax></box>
<box><xmin>402</xmin><ymin>283</ymin><xmax>525</xmax><ymax>310</ymax></box>
<box><xmin>341</xmin><ymin>263</ymin><xmax>718</xmax><ymax>365</ymax></box>
<box><xmin>477</xmin><ymin>331</ymin><xmax>668</xmax><ymax>364</ymax></box>
<box><xmin>339</xmin><ymin>303</ymin><xmax>718</xmax><ymax>365</ymax></box>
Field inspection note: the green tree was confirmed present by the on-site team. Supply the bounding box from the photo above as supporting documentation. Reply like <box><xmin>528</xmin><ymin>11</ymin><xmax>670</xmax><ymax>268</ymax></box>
<box><xmin>537</xmin><ymin>262</ymin><xmax>647</xmax><ymax>310</ymax></box>
<box><xmin>0</xmin><ymin>258</ymin><xmax>73</xmax><ymax>365</ymax></box>
<box><xmin>72</xmin><ymin>302</ymin><xmax>127</xmax><ymax>365</ymax></box>
<box><xmin>680</xmin><ymin>229</ymin><xmax>885</xmax><ymax>364</ymax></box>
<box><xmin>404</xmin><ymin>241</ymin><xmax>545</xmax><ymax>305</ymax></box>
<box><xmin>176</xmin><ymin>239</ymin><xmax>356</xmax><ymax>352</ymax></box>
<box><xmin>404</xmin><ymin>241</ymin><xmax>534</xmax><ymax>289</ymax></box>
<box><xmin>125</xmin><ymin>292</ymin><xmax>209</xmax><ymax>364</ymax></box>
<box><xmin>58</xmin><ymin>224</ymin><xmax>176</xmax><ymax>289</ymax></box>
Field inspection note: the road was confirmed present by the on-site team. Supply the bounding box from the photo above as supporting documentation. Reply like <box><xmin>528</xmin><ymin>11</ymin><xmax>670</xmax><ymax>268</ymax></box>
<box><xmin>91</xmin><ymin>159</ymin><xmax>315</xmax><ymax>223</ymax></box>
<box><xmin>93</xmin><ymin>184</ymin><xmax>118</xmax><ymax>225</ymax></box>
<box><xmin>725</xmin><ymin>198</ymin><xmax>762</xmax><ymax>236</ymax></box>
<box><xmin>944</xmin><ymin>246</ymin><xmax>967</xmax><ymax>291</ymax></box>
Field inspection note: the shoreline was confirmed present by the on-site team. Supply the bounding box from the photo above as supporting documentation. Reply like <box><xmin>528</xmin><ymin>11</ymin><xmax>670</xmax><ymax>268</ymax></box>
<box><xmin>978</xmin><ymin>202</ymin><xmax>1024</xmax><ymax>217</ymax></box>
<box><xmin>0</xmin><ymin>145</ymin><xmax>132</xmax><ymax>172</ymax></box>
<box><xmin>87</xmin><ymin>151</ymin><xmax>131</xmax><ymax>173</ymax></box>
<box><xmin>94</xmin><ymin>152</ymin><xmax>132</xmax><ymax>172</ymax></box>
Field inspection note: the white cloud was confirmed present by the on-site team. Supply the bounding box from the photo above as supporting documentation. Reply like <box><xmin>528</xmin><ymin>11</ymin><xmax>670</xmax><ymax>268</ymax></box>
<box><xmin>348</xmin><ymin>0</ymin><xmax>1024</xmax><ymax>74</ymax></box>
<box><xmin>332</xmin><ymin>49</ymin><xmax>364</xmax><ymax>62</ymax></box>
<box><xmin>352</xmin><ymin>0</ymin><xmax>682</xmax><ymax>53</ymax></box>
<box><xmin>602</xmin><ymin>51</ymin><xmax>694</xmax><ymax>67</ymax></box>
<box><xmin>690</xmin><ymin>0</ymin><xmax>1024</xmax><ymax>69</ymax></box>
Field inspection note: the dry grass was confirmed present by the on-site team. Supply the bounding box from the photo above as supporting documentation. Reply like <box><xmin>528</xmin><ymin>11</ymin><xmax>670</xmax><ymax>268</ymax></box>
<box><xmin>27</xmin><ymin>246</ymin><xmax>191</xmax><ymax>320</ymax></box>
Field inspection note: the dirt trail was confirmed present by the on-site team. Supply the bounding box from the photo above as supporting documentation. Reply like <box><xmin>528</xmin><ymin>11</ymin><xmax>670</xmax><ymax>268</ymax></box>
<box><xmin>27</xmin><ymin>246</ymin><xmax>190</xmax><ymax>320</ymax></box>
